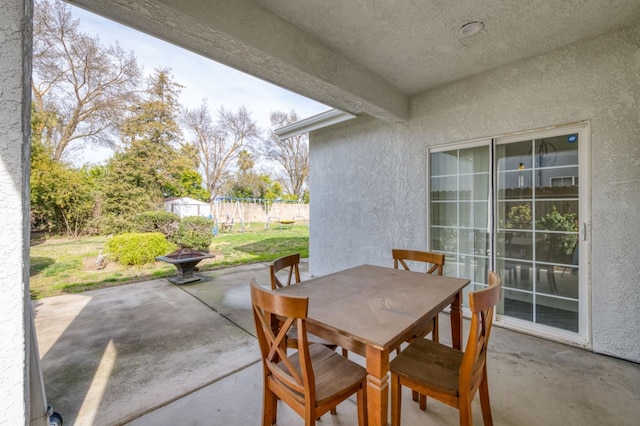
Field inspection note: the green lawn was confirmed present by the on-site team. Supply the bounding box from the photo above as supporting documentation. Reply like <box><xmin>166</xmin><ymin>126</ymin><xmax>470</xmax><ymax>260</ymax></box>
<box><xmin>29</xmin><ymin>225</ymin><xmax>309</xmax><ymax>299</ymax></box>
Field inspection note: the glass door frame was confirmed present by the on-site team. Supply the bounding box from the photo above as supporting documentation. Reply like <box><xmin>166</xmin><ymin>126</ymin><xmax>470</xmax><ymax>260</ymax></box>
<box><xmin>494</xmin><ymin>123</ymin><xmax>590</xmax><ymax>346</ymax></box>
<box><xmin>427</xmin><ymin>137</ymin><xmax>493</xmax><ymax>311</ymax></box>
<box><xmin>427</xmin><ymin>122</ymin><xmax>591</xmax><ymax>347</ymax></box>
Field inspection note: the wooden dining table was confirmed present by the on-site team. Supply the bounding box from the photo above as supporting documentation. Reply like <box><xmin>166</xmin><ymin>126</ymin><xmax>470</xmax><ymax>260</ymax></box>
<box><xmin>275</xmin><ymin>264</ymin><xmax>470</xmax><ymax>426</ymax></box>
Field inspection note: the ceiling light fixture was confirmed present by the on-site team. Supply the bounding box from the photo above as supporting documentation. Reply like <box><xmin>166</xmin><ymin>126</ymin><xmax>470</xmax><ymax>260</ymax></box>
<box><xmin>459</xmin><ymin>21</ymin><xmax>484</xmax><ymax>37</ymax></box>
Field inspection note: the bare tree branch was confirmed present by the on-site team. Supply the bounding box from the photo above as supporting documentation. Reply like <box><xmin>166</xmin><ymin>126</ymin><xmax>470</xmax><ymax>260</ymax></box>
<box><xmin>182</xmin><ymin>101</ymin><xmax>260</xmax><ymax>198</ymax></box>
<box><xmin>32</xmin><ymin>0</ymin><xmax>142</xmax><ymax>161</ymax></box>
<box><xmin>263</xmin><ymin>110</ymin><xmax>309</xmax><ymax>198</ymax></box>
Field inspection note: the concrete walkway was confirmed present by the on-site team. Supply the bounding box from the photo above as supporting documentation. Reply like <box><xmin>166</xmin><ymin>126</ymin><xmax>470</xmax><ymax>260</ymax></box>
<box><xmin>34</xmin><ymin>261</ymin><xmax>640</xmax><ymax>425</ymax></box>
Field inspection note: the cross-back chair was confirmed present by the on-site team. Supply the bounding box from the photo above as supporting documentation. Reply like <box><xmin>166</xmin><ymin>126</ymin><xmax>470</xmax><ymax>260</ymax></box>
<box><xmin>393</xmin><ymin>249</ymin><xmax>445</xmax><ymax>343</ymax></box>
<box><xmin>270</xmin><ymin>254</ymin><xmax>341</xmax><ymax>354</ymax></box>
<box><xmin>250</xmin><ymin>279</ymin><xmax>368</xmax><ymax>426</ymax></box>
<box><xmin>270</xmin><ymin>253</ymin><xmax>302</xmax><ymax>290</ymax></box>
<box><xmin>389</xmin><ymin>272</ymin><xmax>502</xmax><ymax>426</ymax></box>
<box><xmin>392</xmin><ymin>249</ymin><xmax>445</xmax><ymax>345</ymax></box>
<box><xmin>392</xmin><ymin>248</ymin><xmax>446</xmax><ymax>408</ymax></box>
<box><xmin>393</xmin><ymin>249</ymin><xmax>445</xmax><ymax>276</ymax></box>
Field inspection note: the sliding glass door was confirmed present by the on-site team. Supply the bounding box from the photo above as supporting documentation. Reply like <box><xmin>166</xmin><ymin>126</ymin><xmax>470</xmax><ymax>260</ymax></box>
<box><xmin>429</xmin><ymin>124</ymin><xmax>589</xmax><ymax>342</ymax></box>
<box><xmin>430</xmin><ymin>142</ymin><xmax>491</xmax><ymax>305</ymax></box>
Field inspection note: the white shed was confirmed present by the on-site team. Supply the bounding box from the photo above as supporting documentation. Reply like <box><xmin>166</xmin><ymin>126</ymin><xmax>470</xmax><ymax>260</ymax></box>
<box><xmin>164</xmin><ymin>197</ymin><xmax>211</xmax><ymax>218</ymax></box>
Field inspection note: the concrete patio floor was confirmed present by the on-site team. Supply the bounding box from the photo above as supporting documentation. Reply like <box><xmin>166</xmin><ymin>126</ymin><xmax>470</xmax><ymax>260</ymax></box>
<box><xmin>33</xmin><ymin>261</ymin><xmax>640</xmax><ymax>425</ymax></box>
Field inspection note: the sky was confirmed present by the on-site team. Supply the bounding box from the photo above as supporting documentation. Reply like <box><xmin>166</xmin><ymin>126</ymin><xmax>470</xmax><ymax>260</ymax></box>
<box><xmin>68</xmin><ymin>5</ymin><xmax>330</xmax><ymax>165</ymax></box>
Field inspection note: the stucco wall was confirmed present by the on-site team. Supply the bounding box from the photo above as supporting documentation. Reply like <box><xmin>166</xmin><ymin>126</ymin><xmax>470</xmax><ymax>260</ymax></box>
<box><xmin>310</xmin><ymin>20</ymin><xmax>640</xmax><ymax>362</ymax></box>
<box><xmin>0</xmin><ymin>0</ymin><xmax>36</xmax><ymax>422</ymax></box>
<box><xmin>310</xmin><ymin>115</ymin><xmax>421</xmax><ymax>269</ymax></box>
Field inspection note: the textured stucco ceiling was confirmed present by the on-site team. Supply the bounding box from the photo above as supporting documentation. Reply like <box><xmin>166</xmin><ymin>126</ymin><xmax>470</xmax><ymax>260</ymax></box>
<box><xmin>69</xmin><ymin>0</ymin><xmax>640</xmax><ymax>122</ymax></box>
<box><xmin>250</xmin><ymin>0</ymin><xmax>640</xmax><ymax>95</ymax></box>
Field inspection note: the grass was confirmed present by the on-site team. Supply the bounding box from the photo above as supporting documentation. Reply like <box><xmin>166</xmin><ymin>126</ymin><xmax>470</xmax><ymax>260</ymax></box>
<box><xmin>29</xmin><ymin>225</ymin><xmax>309</xmax><ymax>299</ymax></box>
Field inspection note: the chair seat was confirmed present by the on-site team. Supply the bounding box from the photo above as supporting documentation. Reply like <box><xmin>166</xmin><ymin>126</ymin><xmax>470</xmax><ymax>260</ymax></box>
<box><xmin>276</xmin><ymin>344</ymin><xmax>367</xmax><ymax>403</ymax></box>
<box><xmin>390</xmin><ymin>338</ymin><xmax>463</xmax><ymax>397</ymax></box>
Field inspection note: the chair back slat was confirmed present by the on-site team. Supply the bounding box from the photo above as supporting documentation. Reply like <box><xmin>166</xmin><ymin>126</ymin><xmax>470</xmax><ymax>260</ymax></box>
<box><xmin>270</xmin><ymin>253</ymin><xmax>301</xmax><ymax>289</ymax></box>
<box><xmin>459</xmin><ymin>272</ymin><xmax>501</xmax><ymax>393</ymax></box>
<box><xmin>250</xmin><ymin>279</ymin><xmax>313</xmax><ymax>396</ymax></box>
<box><xmin>392</xmin><ymin>249</ymin><xmax>445</xmax><ymax>275</ymax></box>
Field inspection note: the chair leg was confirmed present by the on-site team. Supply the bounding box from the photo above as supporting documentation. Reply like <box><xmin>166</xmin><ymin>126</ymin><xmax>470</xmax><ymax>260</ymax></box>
<box><xmin>391</xmin><ymin>374</ymin><xmax>401</xmax><ymax>426</ymax></box>
<box><xmin>432</xmin><ymin>316</ymin><xmax>439</xmax><ymax>343</ymax></box>
<box><xmin>459</xmin><ymin>398</ymin><xmax>472</xmax><ymax>426</ymax></box>
<box><xmin>306</xmin><ymin>403</ymin><xmax>317</xmax><ymax>426</ymax></box>
<box><xmin>263</xmin><ymin>388</ymin><xmax>276</xmax><ymax>426</ymax></box>
<box><xmin>479</xmin><ymin>371</ymin><xmax>493</xmax><ymax>425</ymax></box>
<box><xmin>411</xmin><ymin>389</ymin><xmax>427</xmax><ymax>410</ymax></box>
<box><xmin>357</xmin><ymin>386</ymin><xmax>367</xmax><ymax>426</ymax></box>
<box><xmin>272</xmin><ymin>396</ymin><xmax>278</xmax><ymax>426</ymax></box>
<box><xmin>330</xmin><ymin>407</ymin><xmax>337</xmax><ymax>415</ymax></box>
<box><xmin>419</xmin><ymin>392</ymin><xmax>427</xmax><ymax>411</ymax></box>
<box><xmin>304</xmin><ymin>412</ymin><xmax>316</xmax><ymax>426</ymax></box>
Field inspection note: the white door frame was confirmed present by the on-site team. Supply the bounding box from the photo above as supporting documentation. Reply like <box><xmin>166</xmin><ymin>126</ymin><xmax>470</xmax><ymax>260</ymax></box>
<box><xmin>427</xmin><ymin>121</ymin><xmax>591</xmax><ymax>347</ymax></box>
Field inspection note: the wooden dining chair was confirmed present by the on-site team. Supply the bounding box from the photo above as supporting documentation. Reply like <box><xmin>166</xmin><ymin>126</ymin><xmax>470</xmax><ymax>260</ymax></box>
<box><xmin>392</xmin><ymin>249</ymin><xmax>445</xmax><ymax>345</ymax></box>
<box><xmin>393</xmin><ymin>249</ymin><xmax>445</xmax><ymax>275</ymax></box>
<box><xmin>389</xmin><ymin>272</ymin><xmax>502</xmax><ymax>426</ymax></box>
<box><xmin>270</xmin><ymin>254</ymin><xmax>342</xmax><ymax>355</ymax></box>
<box><xmin>250</xmin><ymin>279</ymin><xmax>368</xmax><ymax>426</ymax></box>
<box><xmin>270</xmin><ymin>253</ymin><xmax>302</xmax><ymax>290</ymax></box>
<box><xmin>392</xmin><ymin>248</ymin><xmax>446</xmax><ymax>409</ymax></box>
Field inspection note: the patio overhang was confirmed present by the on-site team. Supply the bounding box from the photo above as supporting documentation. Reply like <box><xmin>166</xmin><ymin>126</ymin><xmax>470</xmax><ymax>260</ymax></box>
<box><xmin>67</xmin><ymin>0</ymin><xmax>411</xmax><ymax>123</ymax></box>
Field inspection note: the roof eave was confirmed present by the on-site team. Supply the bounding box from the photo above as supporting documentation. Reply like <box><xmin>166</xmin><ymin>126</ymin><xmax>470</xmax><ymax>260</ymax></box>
<box><xmin>274</xmin><ymin>109</ymin><xmax>357</xmax><ymax>140</ymax></box>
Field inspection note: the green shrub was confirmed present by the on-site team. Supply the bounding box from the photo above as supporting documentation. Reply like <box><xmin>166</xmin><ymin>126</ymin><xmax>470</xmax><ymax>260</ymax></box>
<box><xmin>133</xmin><ymin>211</ymin><xmax>180</xmax><ymax>240</ymax></box>
<box><xmin>98</xmin><ymin>215</ymin><xmax>135</xmax><ymax>235</ymax></box>
<box><xmin>105</xmin><ymin>232</ymin><xmax>176</xmax><ymax>266</ymax></box>
<box><xmin>173</xmin><ymin>216</ymin><xmax>214</xmax><ymax>250</ymax></box>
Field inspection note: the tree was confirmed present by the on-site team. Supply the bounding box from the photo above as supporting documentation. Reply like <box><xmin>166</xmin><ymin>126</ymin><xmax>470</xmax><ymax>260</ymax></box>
<box><xmin>30</xmin><ymin>139</ymin><xmax>97</xmax><ymax>237</ymax></box>
<box><xmin>263</xmin><ymin>110</ymin><xmax>309</xmax><ymax>198</ymax></box>
<box><xmin>223</xmin><ymin>150</ymin><xmax>276</xmax><ymax>199</ymax></box>
<box><xmin>182</xmin><ymin>101</ymin><xmax>261</xmax><ymax>197</ymax></box>
<box><xmin>120</xmin><ymin>69</ymin><xmax>183</xmax><ymax>147</ymax></box>
<box><xmin>171</xmin><ymin>168</ymin><xmax>211</xmax><ymax>202</ymax></box>
<box><xmin>237</xmin><ymin>149</ymin><xmax>255</xmax><ymax>173</ymax></box>
<box><xmin>99</xmin><ymin>70</ymin><xmax>207</xmax><ymax>233</ymax></box>
<box><xmin>32</xmin><ymin>0</ymin><xmax>142</xmax><ymax>161</ymax></box>
<box><xmin>537</xmin><ymin>206</ymin><xmax>578</xmax><ymax>259</ymax></box>
<box><xmin>534</xmin><ymin>205</ymin><xmax>578</xmax><ymax>294</ymax></box>
<box><xmin>98</xmin><ymin>146</ymin><xmax>166</xmax><ymax>234</ymax></box>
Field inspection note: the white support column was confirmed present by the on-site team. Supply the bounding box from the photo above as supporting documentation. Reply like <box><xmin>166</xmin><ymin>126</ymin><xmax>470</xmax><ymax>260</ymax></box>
<box><xmin>0</xmin><ymin>0</ymin><xmax>45</xmax><ymax>424</ymax></box>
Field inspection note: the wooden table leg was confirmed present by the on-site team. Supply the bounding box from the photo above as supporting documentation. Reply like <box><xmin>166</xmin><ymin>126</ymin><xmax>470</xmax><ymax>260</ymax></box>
<box><xmin>450</xmin><ymin>290</ymin><xmax>463</xmax><ymax>350</ymax></box>
<box><xmin>365</xmin><ymin>345</ymin><xmax>390</xmax><ymax>426</ymax></box>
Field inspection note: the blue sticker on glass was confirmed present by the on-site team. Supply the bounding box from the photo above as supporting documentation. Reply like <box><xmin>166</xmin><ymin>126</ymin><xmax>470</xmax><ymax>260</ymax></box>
<box><xmin>568</xmin><ymin>134</ymin><xmax>577</xmax><ymax>143</ymax></box>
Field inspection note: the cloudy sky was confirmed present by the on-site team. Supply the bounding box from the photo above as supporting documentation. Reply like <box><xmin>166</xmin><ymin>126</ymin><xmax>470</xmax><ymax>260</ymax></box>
<box><xmin>68</xmin><ymin>4</ymin><xmax>330</xmax><ymax>165</ymax></box>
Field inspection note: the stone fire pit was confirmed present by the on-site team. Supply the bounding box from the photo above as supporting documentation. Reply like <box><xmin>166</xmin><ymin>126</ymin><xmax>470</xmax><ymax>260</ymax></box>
<box><xmin>156</xmin><ymin>248</ymin><xmax>214</xmax><ymax>285</ymax></box>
